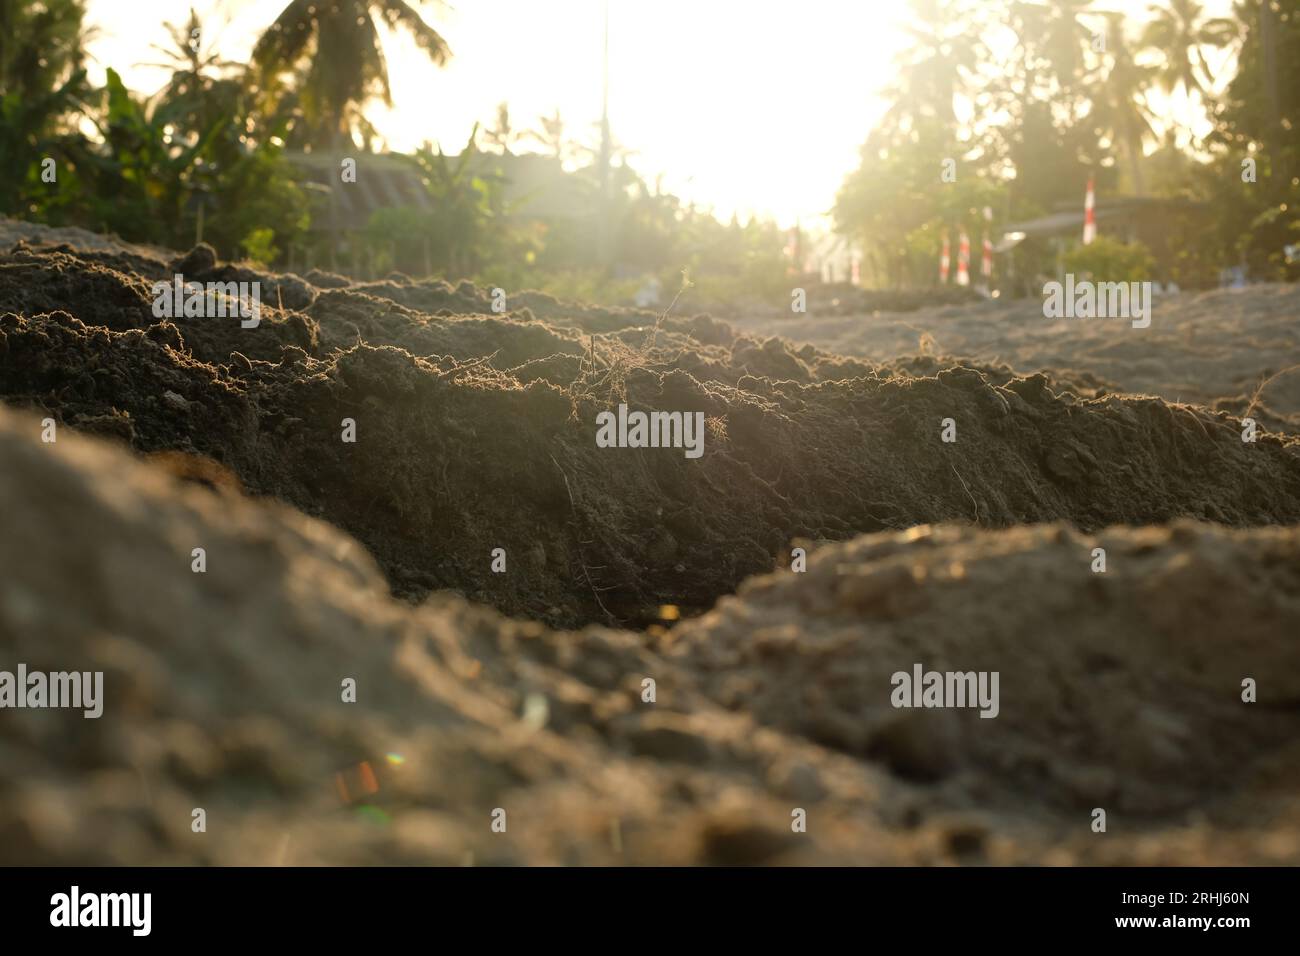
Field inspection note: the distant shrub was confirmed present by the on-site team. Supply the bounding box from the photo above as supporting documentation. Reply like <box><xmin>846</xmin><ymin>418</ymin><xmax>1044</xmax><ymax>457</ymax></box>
<box><xmin>1064</xmin><ymin>235</ymin><xmax>1155</xmax><ymax>282</ymax></box>
<box><xmin>241</xmin><ymin>227</ymin><xmax>278</xmax><ymax>267</ymax></box>
<box><xmin>503</xmin><ymin>269</ymin><xmax>643</xmax><ymax>307</ymax></box>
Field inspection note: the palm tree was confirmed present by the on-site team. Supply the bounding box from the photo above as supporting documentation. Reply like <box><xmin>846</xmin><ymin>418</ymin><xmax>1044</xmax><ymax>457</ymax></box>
<box><xmin>252</xmin><ymin>0</ymin><xmax>451</xmax><ymax>150</ymax></box>
<box><xmin>143</xmin><ymin>10</ymin><xmax>245</xmax><ymax>144</ymax></box>
<box><xmin>528</xmin><ymin>108</ymin><xmax>567</xmax><ymax>162</ymax></box>
<box><xmin>1140</xmin><ymin>0</ymin><xmax>1239</xmax><ymax>99</ymax></box>
<box><xmin>1090</xmin><ymin>12</ymin><xmax>1158</xmax><ymax>193</ymax></box>
<box><xmin>0</xmin><ymin>0</ymin><xmax>88</xmax><ymax>101</ymax></box>
<box><xmin>1043</xmin><ymin>0</ymin><xmax>1100</xmax><ymax>94</ymax></box>
<box><xmin>881</xmin><ymin>0</ymin><xmax>980</xmax><ymax>133</ymax></box>
<box><xmin>481</xmin><ymin>102</ymin><xmax>518</xmax><ymax>155</ymax></box>
<box><xmin>0</xmin><ymin>0</ymin><xmax>92</xmax><ymax>214</ymax></box>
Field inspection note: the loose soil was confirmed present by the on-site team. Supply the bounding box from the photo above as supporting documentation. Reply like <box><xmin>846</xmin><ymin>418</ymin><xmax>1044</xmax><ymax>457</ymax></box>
<box><xmin>2</xmin><ymin>236</ymin><xmax>1298</xmax><ymax>627</ymax></box>
<box><xmin>1</xmin><ymin>407</ymin><xmax>1297</xmax><ymax>865</ymax></box>
<box><xmin>1</xmin><ymin>221</ymin><xmax>1298</xmax><ymax>865</ymax></box>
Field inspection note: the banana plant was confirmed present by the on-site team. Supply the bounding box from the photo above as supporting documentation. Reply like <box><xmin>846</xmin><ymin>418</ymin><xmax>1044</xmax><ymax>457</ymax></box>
<box><xmin>67</xmin><ymin>68</ymin><xmax>229</xmax><ymax>245</ymax></box>
<box><xmin>0</xmin><ymin>68</ymin><xmax>87</xmax><ymax>216</ymax></box>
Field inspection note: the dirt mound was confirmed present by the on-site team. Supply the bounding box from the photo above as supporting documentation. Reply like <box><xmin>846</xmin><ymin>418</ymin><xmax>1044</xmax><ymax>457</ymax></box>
<box><xmin>3</xmin><ymin>242</ymin><xmax>1300</xmax><ymax>627</ymax></box>
<box><xmin>1</xmin><ymin>405</ymin><xmax>1296</xmax><ymax>866</ymax></box>
<box><xmin>674</xmin><ymin>522</ymin><xmax>1300</xmax><ymax>818</ymax></box>
<box><xmin>0</xmin><ymin>217</ymin><xmax>170</xmax><ymax>260</ymax></box>
<box><xmin>733</xmin><ymin>284</ymin><xmax>1300</xmax><ymax>428</ymax></box>
<box><xmin>796</xmin><ymin>282</ymin><xmax>987</xmax><ymax>316</ymax></box>
<box><xmin>689</xmin><ymin>281</ymin><xmax>985</xmax><ymax>320</ymax></box>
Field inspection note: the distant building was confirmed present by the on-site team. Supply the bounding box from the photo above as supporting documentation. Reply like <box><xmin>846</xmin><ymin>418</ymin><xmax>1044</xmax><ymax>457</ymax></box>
<box><xmin>284</xmin><ymin>150</ymin><xmax>593</xmax><ymax>276</ymax></box>
<box><xmin>999</xmin><ymin>196</ymin><xmax>1213</xmax><ymax>289</ymax></box>
<box><xmin>803</xmin><ymin>230</ymin><xmax>862</xmax><ymax>285</ymax></box>
<box><xmin>472</xmin><ymin>152</ymin><xmax>592</xmax><ymax>221</ymax></box>
<box><xmin>285</xmin><ymin>152</ymin><xmax>434</xmax><ymax>274</ymax></box>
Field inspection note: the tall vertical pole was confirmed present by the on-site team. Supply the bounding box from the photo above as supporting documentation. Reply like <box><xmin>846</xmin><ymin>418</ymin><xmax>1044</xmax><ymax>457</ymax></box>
<box><xmin>597</xmin><ymin>0</ymin><xmax>612</xmax><ymax>267</ymax></box>
<box><xmin>1260</xmin><ymin>0</ymin><xmax>1284</xmax><ymax>181</ymax></box>
<box><xmin>1082</xmin><ymin>175</ymin><xmax>1096</xmax><ymax>245</ymax></box>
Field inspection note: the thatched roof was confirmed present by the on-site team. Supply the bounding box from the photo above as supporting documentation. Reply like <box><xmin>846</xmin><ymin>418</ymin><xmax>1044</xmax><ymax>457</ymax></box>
<box><xmin>287</xmin><ymin>152</ymin><xmax>434</xmax><ymax>233</ymax></box>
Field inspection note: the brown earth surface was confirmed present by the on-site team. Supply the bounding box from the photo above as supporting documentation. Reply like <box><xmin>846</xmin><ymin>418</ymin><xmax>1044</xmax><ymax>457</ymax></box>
<box><xmin>732</xmin><ymin>284</ymin><xmax>1300</xmax><ymax>431</ymax></box>
<box><xmin>1</xmin><ymin>221</ymin><xmax>1297</xmax><ymax>865</ymax></box>
<box><xmin>3</xmin><ymin>235</ymin><xmax>1299</xmax><ymax>628</ymax></box>
<box><xmin>2</xmin><ymin>407</ymin><xmax>1299</xmax><ymax>865</ymax></box>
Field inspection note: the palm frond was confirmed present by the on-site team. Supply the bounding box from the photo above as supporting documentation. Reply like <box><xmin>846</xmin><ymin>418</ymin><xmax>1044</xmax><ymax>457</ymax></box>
<box><xmin>251</xmin><ymin>0</ymin><xmax>318</xmax><ymax>76</ymax></box>
<box><xmin>378</xmin><ymin>1</ymin><xmax>451</xmax><ymax>65</ymax></box>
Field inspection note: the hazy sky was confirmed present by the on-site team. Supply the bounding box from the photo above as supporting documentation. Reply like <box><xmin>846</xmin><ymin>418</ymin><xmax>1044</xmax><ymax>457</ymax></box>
<box><xmin>84</xmin><ymin>0</ymin><xmax>1236</xmax><ymax>228</ymax></box>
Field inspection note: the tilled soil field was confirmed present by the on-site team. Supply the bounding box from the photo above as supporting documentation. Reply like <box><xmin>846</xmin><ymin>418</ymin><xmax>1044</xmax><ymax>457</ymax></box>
<box><xmin>733</xmin><ymin>283</ymin><xmax>1300</xmax><ymax>431</ymax></box>
<box><xmin>1</xmin><ymin>221</ymin><xmax>1298</xmax><ymax>865</ymax></box>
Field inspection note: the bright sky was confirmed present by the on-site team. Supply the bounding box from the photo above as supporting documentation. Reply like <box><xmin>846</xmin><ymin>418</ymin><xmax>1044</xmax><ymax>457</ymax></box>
<box><xmin>84</xmin><ymin>0</ymin><xmax>1237</xmax><ymax>229</ymax></box>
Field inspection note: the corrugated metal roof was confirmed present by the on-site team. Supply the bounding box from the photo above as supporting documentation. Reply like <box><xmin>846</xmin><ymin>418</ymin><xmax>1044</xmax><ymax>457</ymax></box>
<box><xmin>287</xmin><ymin>150</ymin><xmax>594</xmax><ymax>232</ymax></box>
<box><xmin>287</xmin><ymin>152</ymin><xmax>435</xmax><ymax>232</ymax></box>
<box><xmin>1002</xmin><ymin>197</ymin><xmax>1206</xmax><ymax>243</ymax></box>
<box><xmin>1003</xmin><ymin>208</ymin><xmax>1120</xmax><ymax>238</ymax></box>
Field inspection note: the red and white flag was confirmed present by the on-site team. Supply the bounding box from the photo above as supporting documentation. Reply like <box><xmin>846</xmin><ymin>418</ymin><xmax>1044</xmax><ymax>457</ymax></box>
<box><xmin>1083</xmin><ymin>176</ymin><xmax>1096</xmax><ymax>245</ymax></box>
<box><xmin>982</xmin><ymin>207</ymin><xmax>994</xmax><ymax>280</ymax></box>
<box><xmin>940</xmin><ymin>232</ymin><xmax>950</xmax><ymax>283</ymax></box>
<box><xmin>957</xmin><ymin>230</ymin><xmax>970</xmax><ymax>286</ymax></box>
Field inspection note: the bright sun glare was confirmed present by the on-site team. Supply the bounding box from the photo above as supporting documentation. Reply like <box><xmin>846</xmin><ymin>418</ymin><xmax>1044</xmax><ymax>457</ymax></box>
<box><xmin>85</xmin><ymin>0</ymin><xmax>1235</xmax><ymax>228</ymax></box>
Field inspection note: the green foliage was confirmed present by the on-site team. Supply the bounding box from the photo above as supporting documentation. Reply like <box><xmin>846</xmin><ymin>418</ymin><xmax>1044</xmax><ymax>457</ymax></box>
<box><xmin>834</xmin><ymin>0</ymin><xmax>1267</xmax><ymax>289</ymax></box>
<box><xmin>11</xmin><ymin>0</ymin><xmax>1276</xmax><ymax>295</ymax></box>
<box><xmin>0</xmin><ymin>0</ymin><xmax>788</xmax><ymax>292</ymax></box>
<box><xmin>674</xmin><ymin>213</ymin><xmax>790</xmax><ymax>301</ymax></box>
<box><xmin>252</xmin><ymin>0</ymin><xmax>450</xmax><ymax>150</ymax></box>
<box><xmin>241</xmin><ymin>227</ymin><xmax>280</xmax><ymax>266</ymax></box>
<box><xmin>1204</xmin><ymin>0</ymin><xmax>1300</xmax><ymax>279</ymax></box>
<box><xmin>1063</xmin><ymin>235</ymin><xmax>1156</xmax><ymax>282</ymax></box>
<box><xmin>1141</xmin><ymin>0</ymin><xmax>1239</xmax><ymax>98</ymax></box>
<box><xmin>0</xmin><ymin>69</ymin><xmax>86</xmax><ymax>218</ymax></box>
<box><xmin>0</xmin><ymin>0</ymin><xmax>90</xmax><ymax>217</ymax></box>
<box><xmin>75</xmin><ymin>66</ymin><xmax>226</xmax><ymax>243</ymax></box>
<box><xmin>364</xmin><ymin>126</ymin><xmax>540</xmax><ymax>279</ymax></box>
<box><xmin>4</xmin><ymin>5</ymin><xmax>310</xmax><ymax>262</ymax></box>
<box><xmin>196</xmin><ymin>133</ymin><xmax>309</xmax><ymax>262</ymax></box>
<box><xmin>413</xmin><ymin>130</ymin><xmax>514</xmax><ymax>276</ymax></box>
<box><xmin>836</xmin><ymin>118</ymin><xmax>1002</xmax><ymax>287</ymax></box>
